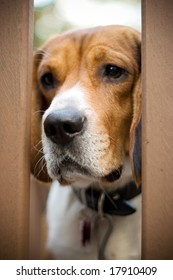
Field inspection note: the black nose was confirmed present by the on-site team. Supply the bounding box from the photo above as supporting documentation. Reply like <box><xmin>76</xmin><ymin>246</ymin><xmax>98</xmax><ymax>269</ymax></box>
<box><xmin>44</xmin><ymin>108</ymin><xmax>86</xmax><ymax>145</ymax></box>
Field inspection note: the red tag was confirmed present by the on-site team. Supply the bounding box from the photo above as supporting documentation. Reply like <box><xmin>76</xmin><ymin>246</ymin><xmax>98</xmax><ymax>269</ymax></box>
<box><xmin>80</xmin><ymin>219</ymin><xmax>91</xmax><ymax>246</ymax></box>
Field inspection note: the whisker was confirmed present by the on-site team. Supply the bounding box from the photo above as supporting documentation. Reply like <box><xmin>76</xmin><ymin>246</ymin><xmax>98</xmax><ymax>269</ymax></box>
<box><xmin>36</xmin><ymin>158</ymin><xmax>47</xmax><ymax>178</ymax></box>
<box><xmin>34</xmin><ymin>110</ymin><xmax>45</xmax><ymax>115</ymax></box>
<box><xmin>32</xmin><ymin>140</ymin><xmax>44</xmax><ymax>154</ymax></box>
<box><xmin>34</xmin><ymin>154</ymin><xmax>45</xmax><ymax>176</ymax></box>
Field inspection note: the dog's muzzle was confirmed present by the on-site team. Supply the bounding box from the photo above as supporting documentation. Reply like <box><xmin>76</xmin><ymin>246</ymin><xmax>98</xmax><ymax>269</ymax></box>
<box><xmin>43</xmin><ymin>107</ymin><xmax>122</xmax><ymax>183</ymax></box>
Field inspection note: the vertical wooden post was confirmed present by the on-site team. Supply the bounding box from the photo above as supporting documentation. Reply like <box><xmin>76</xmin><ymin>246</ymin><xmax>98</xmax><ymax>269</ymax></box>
<box><xmin>0</xmin><ymin>0</ymin><xmax>33</xmax><ymax>259</ymax></box>
<box><xmin>142</xmin><ymin>0</ymin><xmax>173</xmax><ymax>259</ymax></box>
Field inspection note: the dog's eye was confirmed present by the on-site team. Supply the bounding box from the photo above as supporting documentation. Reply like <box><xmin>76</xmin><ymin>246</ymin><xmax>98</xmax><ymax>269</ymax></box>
<box><xmin>40</xmin><ymin>72</ymin><xmax>55</xmax><ymax>89</ymax></box>
<box><xmin>103</xmin><ymin>64</ymin><xmax>127</xmax><ymax>81</ymax></box>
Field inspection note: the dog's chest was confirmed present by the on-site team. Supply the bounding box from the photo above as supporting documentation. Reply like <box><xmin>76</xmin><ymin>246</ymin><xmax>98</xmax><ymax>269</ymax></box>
<box><xmin>46</xmin><ymin>181</ymin><xmax>141</xmax><ymax>260</ymax></box>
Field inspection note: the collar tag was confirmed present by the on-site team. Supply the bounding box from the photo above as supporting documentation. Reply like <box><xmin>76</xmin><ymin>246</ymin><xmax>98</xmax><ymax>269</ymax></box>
<box><xmin>80</xmin><ymin>219</ymin><xmax>91</xmax><ymax>247</ymax></box>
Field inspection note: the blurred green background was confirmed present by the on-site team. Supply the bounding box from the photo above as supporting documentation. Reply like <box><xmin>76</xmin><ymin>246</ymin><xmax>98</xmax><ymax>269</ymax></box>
<box><xmin>34</xmin><ymin>0</ymin><xmax>141</xmax><ymax>48</ymax></box>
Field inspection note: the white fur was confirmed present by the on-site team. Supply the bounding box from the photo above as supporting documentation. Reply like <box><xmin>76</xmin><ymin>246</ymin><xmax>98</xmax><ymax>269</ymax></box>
<box><xmin>43</xmin><ymin>83</ymin><xmax>95</xmax><ymax>121</ymax></box>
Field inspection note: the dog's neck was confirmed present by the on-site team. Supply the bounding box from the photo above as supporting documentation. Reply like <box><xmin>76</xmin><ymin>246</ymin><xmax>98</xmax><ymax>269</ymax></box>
<box><xmin>74</xmin><ymin>181</ymin><xmax>141</xmax><ymax>217</ymax></box>
<box><xmin>72</xmin><ymin>157</ymin><xmax>141</xmax><ymax>217</ymax></box>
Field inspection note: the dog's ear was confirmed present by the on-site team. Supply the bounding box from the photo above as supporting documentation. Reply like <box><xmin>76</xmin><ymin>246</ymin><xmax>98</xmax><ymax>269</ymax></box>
<box><xmin>30</xmin><ymin>50</ymin><xmax>51</xmax><ymax>182</ymax></box>
<box><xmin>130</xmin><ymin>75</ymin><xmax>142</xmax><ymax>186</ymax></box>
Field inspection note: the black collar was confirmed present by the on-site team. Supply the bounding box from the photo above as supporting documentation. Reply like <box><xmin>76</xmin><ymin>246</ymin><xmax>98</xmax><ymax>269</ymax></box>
<box><xmin>74</xmin><ymin>181</ymin><xmax>141</xmax><ymax>216</ymax></box>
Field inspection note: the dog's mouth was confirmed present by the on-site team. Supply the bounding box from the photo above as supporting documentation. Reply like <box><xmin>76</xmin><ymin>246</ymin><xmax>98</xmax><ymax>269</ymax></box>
<box><xmin>60</xmin><ymin>157</ymin><xmax>91</xmax><ymax>177</ymax></box>
<box><xmin>55</xmin><ymin>157</ymin><xmax>122</xmax><ymax>184</ymax></box>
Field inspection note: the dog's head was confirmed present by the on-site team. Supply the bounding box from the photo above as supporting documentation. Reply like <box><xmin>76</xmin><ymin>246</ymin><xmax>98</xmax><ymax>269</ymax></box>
<box><xmin>31</xmin><ymin>25</ymin><xmax>141</xmax><ymax>187</ymax></box>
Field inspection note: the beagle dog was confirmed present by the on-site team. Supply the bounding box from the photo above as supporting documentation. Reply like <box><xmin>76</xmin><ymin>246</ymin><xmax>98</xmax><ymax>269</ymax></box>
<box><xmin>31</xmin><ymin>25</ymin><xmax>141</xmax><ymax>260</ymax></box>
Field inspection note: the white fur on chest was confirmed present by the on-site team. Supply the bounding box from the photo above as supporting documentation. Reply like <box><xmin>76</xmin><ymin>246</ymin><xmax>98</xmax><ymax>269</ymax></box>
<box><xmin>46</xmin><ymin>181</ymin><xmax>141</xmax><ymax>260</ymax></box>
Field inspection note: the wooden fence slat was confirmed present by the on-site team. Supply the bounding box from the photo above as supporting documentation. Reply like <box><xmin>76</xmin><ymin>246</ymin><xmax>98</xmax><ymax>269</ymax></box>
<box><xmin>0</xmin><ymin>0</ymin><xmax>33</xmax><ymax>259</ymax></box>
<box><xmin>142</xmin><ymin>0</ymin><xmax>173</xmax><ymax>259</ymax></box>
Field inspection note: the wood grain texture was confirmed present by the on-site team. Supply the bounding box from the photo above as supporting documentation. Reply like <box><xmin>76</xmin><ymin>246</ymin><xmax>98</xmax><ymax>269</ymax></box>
<box><xmin>29</xmin><ymin>176</ymin><xmax>50</xmax><ymax>259</ymax></box>
<box><xmin>0</xmin><ymin>0</ymin><xmax>33</xmax><ymax>259</ymax></box>
<box><xmin>142</xmin><ymin>0</ymin><xmax>173</xmax><ymax>259</ymax></box>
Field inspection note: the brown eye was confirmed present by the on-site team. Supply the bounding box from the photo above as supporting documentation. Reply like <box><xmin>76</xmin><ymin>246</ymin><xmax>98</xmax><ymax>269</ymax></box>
<box><xmin>40</xmin><ymin>72</ymin><xmax>55</xmax><ymax>89</ymax></box>
<box><xmin>103</xmin><ymin>64</ymin><xmax>127</xmax><ymax>81</ymax></box>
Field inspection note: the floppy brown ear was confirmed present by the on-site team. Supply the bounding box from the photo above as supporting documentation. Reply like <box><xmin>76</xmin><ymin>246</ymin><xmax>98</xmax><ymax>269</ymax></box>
<box><xmin>30</xmin><ymin>51</ymin><xmax>51</xmax><ymax>182</ymax></box>
<box><xmin>130</xmin><ymin>75</ymin><xmax>142</xmax><ymax>186</ymax></box>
